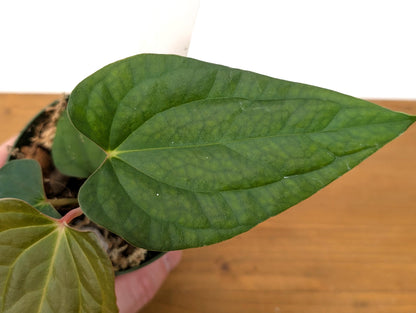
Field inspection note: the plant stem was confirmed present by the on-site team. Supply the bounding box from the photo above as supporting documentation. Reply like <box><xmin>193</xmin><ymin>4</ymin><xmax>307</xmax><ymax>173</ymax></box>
<box><xmin>59</xmin><ymin>207</ymin><xmax>83</xmax><ymax>225</ymax></box>
<box><xmin>47</xmin><ymin>197</ymin><xmax>79</xmax><ymax>207</ymax></box>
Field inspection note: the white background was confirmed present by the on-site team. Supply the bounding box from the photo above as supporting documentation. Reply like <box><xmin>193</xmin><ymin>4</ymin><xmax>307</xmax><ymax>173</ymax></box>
<box><xmin>0</xmin><ymin>0</ymin><xmax>415</xmax><ymax>99</ymax></box>
<box><xmin>0</xmin><ymin>0</ymin><xmax>200</xmax><ymax>92</ymax></box>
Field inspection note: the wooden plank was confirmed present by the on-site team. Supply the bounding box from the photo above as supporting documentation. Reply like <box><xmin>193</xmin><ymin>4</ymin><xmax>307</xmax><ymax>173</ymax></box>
<box><xmin>0</xmin><ymin>93</ymin><xmax>62</xmax><ymax>141</ymax></box>
<box><xmin>142</xmin><ymin>99</ymin><xmax>416</xmax><ymax>313</ymax></box>
<box><xmin>1</xmin><ymin>95</ymin><xmax>415</xmax><ymax>313</ymax></box>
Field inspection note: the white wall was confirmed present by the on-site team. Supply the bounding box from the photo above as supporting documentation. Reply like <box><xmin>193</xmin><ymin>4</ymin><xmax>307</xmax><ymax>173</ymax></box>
<box><xmin>0</xmin><ymin>0</ymin><xmax>200</xmax><ymax>92</ymax></box>
<box><xmin>1</xmin><ymin>0</ymin><xmax>415</xmax><ymax>99</ymax></box>
<box><xmin>188</xmin><ymin>0</ymin><xmax>416</xmax><ymax>99</ymax></box>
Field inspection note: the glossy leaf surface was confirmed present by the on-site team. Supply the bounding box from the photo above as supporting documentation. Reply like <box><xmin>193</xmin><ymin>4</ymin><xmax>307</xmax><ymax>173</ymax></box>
<box><xmin>0</xmin><ymin>159</ymin><xmax>60</xmax><ymax>218</ymax></box>
<box><xmin>0</xmin><ymin>199</ymin><xmax>117</xmax><ymax>313</ymax></box>
<box><xmin>52</xmin><ymin>110</ymin><xmax>106</xmax><ymax>178</ymax></box>
<box><xmin>67</xmin><ymin>54</ymin><xmax>415</xmax><ymax>250</ymax></box>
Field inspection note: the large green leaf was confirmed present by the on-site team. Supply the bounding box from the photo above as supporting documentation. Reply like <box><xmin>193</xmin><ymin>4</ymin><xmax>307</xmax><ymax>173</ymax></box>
<box><xmin>52</xmin><ymin>110</ymin><xmax>106</xmax><ymax>178</ymax></box>
<box><xmin>0</xmin><ymin>159</ymin><xmax>60</xmax><ymax>218</ymax></box>
<box><xmin>0</xmin><ymin>199</ymin><xmax>117</xmax><ymax>313</ymax></box>
<box><xmin>66</xmin><ymin>54</ymin><xmax>415</xmax><ymax>250</ymax></box>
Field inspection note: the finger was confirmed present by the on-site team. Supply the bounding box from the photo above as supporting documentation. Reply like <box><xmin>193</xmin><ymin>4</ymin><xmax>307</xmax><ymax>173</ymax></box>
<box><xmin>115</xmin><ymin>251</ymin><xmax>182</xmax><ymax>313</ymax></box>
<box><xmin>0</xmin><ymin>136</ymin><xmax>17</xmax><ymax>168</ymax></box>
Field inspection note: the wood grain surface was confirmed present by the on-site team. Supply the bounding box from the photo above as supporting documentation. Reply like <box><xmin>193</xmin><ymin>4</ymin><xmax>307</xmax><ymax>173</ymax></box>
<box><xmin>1</xmin><ymin>94</ymin><xmax>415</xmax><ymax>313</ymax></box>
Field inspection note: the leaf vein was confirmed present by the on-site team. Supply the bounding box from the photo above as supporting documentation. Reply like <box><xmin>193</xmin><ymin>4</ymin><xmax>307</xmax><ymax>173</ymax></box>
<box><xmin>1</xmin><ymin>227</ymin><xmax>58</xmax><ymax>312</ymax></box>
<box><xmin>110</xmin><ymin>159</ymin><xmax>253</xmax><ymax>229</ymax></box>
<box><xmin>35</xmin><ymin>228</ymin><xmax>63</xmax><ymax>313</ymax></box>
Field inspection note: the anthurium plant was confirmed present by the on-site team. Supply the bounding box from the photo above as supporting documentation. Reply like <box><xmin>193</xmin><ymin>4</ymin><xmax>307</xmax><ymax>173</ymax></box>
<box><xmin>1</xmin><ymin>54</ymin><xmax>415</xmax><ymax>312</ymax></box>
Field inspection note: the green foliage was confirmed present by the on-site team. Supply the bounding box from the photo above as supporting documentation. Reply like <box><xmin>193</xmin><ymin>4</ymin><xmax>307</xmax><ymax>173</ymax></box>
<box><xmin>63</xmin><ymin>54</ymin><xmax>415</xmax><ymax>250</ymax></box>
<box><xmin>0</xmin><ymin>54</ymin><xmax>414</xmax><ymax>312</ymax></box>
<box><xmin>0</xmin><ymin>199</ymin><xmax>118</xmax><ymax>313</ymax></box>
<box><xmin>0</xmin><ymin>159</ymin><xmax>60</xmax><ymax>218</ymax></box>
<box><xmin>52</xmin><ymin>110</ymin><xmax>106</xmax><ymax>178</ymax></box>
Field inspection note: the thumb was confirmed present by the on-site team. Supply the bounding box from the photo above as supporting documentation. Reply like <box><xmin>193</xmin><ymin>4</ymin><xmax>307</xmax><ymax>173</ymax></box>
<box><xmin>0</xmin><ymin>136</ymin><xmax>17</xmax><ymax>168</ymax></box>
<box><xmin>115</xmin><ymin>251</ymin><xmax>182</xmax><ymax>313</ymax></box>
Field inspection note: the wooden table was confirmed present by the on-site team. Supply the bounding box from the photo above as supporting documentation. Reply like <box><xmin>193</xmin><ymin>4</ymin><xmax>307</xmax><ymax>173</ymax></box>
<box><xmin>1</xmin><ymin>94</ymin><xmax>416</xmax><ymax>313</ymax></box>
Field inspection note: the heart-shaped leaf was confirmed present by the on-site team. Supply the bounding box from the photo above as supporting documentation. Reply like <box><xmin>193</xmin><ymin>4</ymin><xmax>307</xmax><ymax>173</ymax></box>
<box><xmin>66</xmin><ymin>54</ymin><xmax>415</xmax><ymax>250</ymax></box>
<box><xmin>0</xmin><ymin>159</ymin><xmax>60</xmax><ymax>218</ymax></box>
<box><xmin>0</xmin><ymin>199</ymin><xmax>117</xmax><ymax>313</ymax></box>
<box><xmin>52</xmin><ymin>110</ymin><xmax>106</xmax><ymax>178</ymax></box>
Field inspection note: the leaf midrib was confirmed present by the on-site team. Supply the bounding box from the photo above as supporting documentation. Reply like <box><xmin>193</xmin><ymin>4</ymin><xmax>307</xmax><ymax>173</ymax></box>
<box><xmin>113</xmin><ymin>118</ymin><xmax>409</xmax><ymax>156</ymax></box>
<box><xmin>35</xmin><ymin>227</ymin><xmax>64</xmax><ymax>313</ymax></box>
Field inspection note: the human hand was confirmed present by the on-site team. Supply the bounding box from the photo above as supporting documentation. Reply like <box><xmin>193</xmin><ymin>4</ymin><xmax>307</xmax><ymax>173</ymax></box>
<box><xmin>0</xmin><ymin>137</ymin><xmax>182</xmax><ymax>313</ymax></box>
<box><xmin>115</xmin><ymin>251</ymin><xmax>182</xmax><ymax>312</ymax></box>
<box><xmin>0</xmin><ymin>136</ymin><xmax>17</xmax><ymax>167</ymax></box>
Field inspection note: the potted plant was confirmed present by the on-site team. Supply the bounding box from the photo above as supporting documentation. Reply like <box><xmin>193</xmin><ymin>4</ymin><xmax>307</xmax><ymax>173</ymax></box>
<box><xmin>1</xmin><ymin>53</ymin><xmax>414</xmax><ymax>313</ymax></box>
